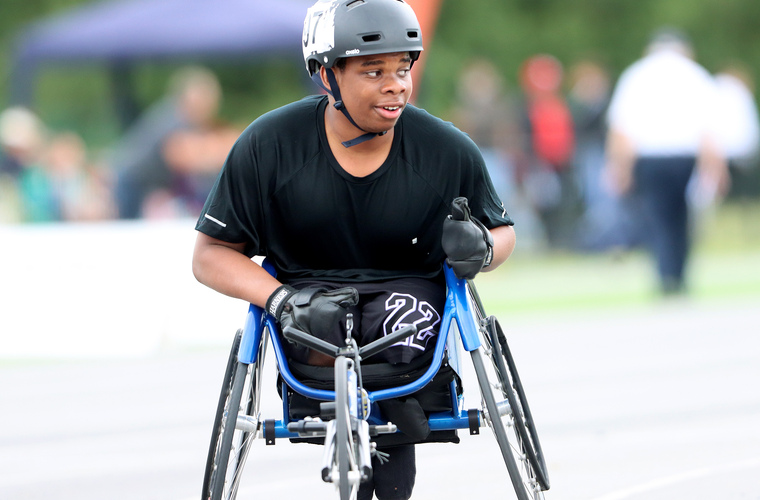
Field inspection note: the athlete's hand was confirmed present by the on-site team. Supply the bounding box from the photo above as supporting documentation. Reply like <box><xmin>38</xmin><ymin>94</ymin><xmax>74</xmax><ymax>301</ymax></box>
<box><xmin>266</xmin><ymin>285</ymin><xmax>359</xmax><ymax>338</ymax></box>
<box><xmin>442</xmin><ymin>197</ymin><xmax>494</xmax><ymax>280</ymax></box>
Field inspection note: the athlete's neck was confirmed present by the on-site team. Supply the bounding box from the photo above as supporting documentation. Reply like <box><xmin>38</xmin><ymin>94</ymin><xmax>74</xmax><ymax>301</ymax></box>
<box><xmin>324</xmin><ymin>106</ymin><xmax>394</xmax><ymax>177</ymax></box>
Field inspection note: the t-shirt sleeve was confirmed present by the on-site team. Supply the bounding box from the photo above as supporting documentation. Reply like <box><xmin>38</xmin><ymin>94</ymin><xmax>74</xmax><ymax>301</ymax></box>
<box><xmin>461</xmin><ymin>136</ymin><xmax>514</xmax><ymax>229</ymax></box>
<box><xmin>195</xmin><ymin>132</ymin><xmax>264</xmax><ymax>257</ymax></box>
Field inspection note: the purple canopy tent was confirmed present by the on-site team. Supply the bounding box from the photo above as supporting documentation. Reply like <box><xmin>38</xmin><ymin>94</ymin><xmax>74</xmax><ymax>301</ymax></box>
<box><xmin>9</xmin><ymin>0</ymin><xmax>312</xmax><ymax>114</ymax></box>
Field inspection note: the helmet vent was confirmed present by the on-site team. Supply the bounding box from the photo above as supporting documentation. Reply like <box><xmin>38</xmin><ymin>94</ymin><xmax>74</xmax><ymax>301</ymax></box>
<box><xmin>346</xmin><ymin>0</ymin><xmax>365</xmax><ymax>9</ymax></box>
<box><xmin>362</xmin><ymin>33</ymin><xmax>382</xmax><ymax>43</ymax></box>
<box><xmin>406</xmin><ymin>30</ymin><xmax>419</xmax><ymax>40</ymax></box>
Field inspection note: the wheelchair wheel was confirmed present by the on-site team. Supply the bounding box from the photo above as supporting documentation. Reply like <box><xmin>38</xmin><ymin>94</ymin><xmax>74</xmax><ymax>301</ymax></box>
<box><xmin>468</xmin><ymin>286</ymin><xmax>548</xmax><ymax>499</ymax></box>
<box><xmin>203</xmin><ymin>329</ymin><xmax>267</xmax><ymax>500</ymax></box>
<box><xmin>334</xmin><ymin>356</ymin><xmax>360</xmax><ymax>500</ymax></box>
<box><xmin>488</xmin><ymin>316</ymin><xmax>549</xmax><ymax>491</ymax></box>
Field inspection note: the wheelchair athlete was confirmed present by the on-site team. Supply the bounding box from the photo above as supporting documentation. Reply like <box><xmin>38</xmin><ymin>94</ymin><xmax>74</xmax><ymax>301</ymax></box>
<box><xmin>192</xmin><ymin>1</ymin><xmax>516</xmax><ymax>498</ymax></box>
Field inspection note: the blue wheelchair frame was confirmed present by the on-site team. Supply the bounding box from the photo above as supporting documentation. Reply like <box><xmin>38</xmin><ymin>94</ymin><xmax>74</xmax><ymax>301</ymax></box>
<box><xmin>238</xmin><ymin>262</ymin><xmax>484</xmax><ymax>440</ymax></box>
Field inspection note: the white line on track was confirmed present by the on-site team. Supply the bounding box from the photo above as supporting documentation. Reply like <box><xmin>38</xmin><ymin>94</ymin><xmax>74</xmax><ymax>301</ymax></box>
<box><xmin>589</xmin><ymin>457</ymin><xmax>760</xmax><ymax>500</ymax></box>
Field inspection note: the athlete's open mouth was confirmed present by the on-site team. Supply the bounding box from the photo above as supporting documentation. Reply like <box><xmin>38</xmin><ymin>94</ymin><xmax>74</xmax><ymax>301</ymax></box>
<box><xmin>376</xmin><ymin>104</ymin><xmax>404</xmax><ymax>119</ymax></box>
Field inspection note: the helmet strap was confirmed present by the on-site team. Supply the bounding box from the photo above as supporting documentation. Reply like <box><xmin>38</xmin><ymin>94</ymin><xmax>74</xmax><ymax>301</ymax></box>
<box><xmin>314</xmin><ymin>69</ymin><xmax>387</xmax><ymax>148</ymax></box>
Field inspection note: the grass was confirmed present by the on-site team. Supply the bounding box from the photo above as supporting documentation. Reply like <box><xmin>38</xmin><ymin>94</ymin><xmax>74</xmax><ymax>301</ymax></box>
<box><xmin>475</xmin><ymin>200</ymin><xmax>760</xmax><ymax>317</ymax></box>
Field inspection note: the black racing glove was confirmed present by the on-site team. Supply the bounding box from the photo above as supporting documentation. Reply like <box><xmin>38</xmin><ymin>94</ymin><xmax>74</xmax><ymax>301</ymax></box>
<box><xmin>441</xmin><ymin>197</ymin><xmax>494</xmax><ymax>280</ymax></box>
<box><xmin>265</xmin><ymin>285</ymin><xmax>359</xmax><ymax>339</ymax></box>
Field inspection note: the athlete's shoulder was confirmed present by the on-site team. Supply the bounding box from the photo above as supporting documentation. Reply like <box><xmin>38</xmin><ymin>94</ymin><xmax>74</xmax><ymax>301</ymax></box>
<box><xmin>403</xmin><ymin>104</ymin><xmax>455</xmax><ymax>130</ymax></box>
<box><xmin>401</xmin><ymin>104</ymin><xmax>481</xmax><ymax>154</ymax></box>
<box><xmin>222</xmin><ymin>95</ymin><xmax>325</xmax><ymax>175</ymax></box>
<box><xmin>240</xmin><ymin>95</ymin><xmax>326</xmax><ymax>141</ymax></box>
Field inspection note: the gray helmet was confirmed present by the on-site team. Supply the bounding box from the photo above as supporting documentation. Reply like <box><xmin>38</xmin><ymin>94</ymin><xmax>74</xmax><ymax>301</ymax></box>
<box><xmin>302</xmin><ymin>0</ymin><xmax>423</xmax><ymax>77</ymax></box>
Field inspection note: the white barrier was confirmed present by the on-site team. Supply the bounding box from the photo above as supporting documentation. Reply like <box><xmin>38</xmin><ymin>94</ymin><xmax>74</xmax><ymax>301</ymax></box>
<box><xmin>0</xmin><ymin>219</ymin><xmax>247</xmax><ymax>359</ymax></box>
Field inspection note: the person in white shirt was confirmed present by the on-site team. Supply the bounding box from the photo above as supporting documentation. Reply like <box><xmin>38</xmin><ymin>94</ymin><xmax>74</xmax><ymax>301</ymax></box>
<box><xmin>714</xmin><ymin>65</ymin><xmax>760</xmax><ymax>199</ymax></box>
<box><xmin>604</xmin><ymin>27</ymin><xmax>728</xmax><ymax>294</ymax></box>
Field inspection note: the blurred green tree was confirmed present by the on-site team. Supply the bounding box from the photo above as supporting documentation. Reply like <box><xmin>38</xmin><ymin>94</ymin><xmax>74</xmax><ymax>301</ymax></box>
<box><xmin>1</xmin><ymin>0</ymin><xmax>759</xmax><ymax>148</ymax></box>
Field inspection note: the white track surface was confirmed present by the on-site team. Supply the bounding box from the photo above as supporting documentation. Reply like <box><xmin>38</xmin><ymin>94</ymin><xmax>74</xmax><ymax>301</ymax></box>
<box><xmin>1</xmin><ymin>221</ymin><xmax>758</xmax><ymax>499</ymax></box>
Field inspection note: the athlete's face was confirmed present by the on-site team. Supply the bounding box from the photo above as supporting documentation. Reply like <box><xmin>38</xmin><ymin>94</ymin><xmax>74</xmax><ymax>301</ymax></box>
<box><xmin>331</xmin><ymin>52</ymin><xmax>413</xmax><ymax>134</ymax></box>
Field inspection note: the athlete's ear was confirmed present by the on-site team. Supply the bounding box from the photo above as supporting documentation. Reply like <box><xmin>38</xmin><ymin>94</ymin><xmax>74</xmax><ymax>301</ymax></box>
<box><xmin>319</xmin><ymin>66</ymin><xmax>333</xmax><ymax>94</ymax></box>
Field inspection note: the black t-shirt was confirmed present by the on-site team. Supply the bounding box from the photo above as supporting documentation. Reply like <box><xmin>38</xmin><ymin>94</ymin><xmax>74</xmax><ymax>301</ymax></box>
<box><xmin>195</xmin><ymin>95</ymin><xmax>513</xmax><ymax>283</ymax></box>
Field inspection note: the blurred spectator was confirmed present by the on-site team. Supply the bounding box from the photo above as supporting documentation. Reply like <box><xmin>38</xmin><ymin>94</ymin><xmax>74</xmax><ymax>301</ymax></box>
<box><xmin>0</xmin><ymin>106</ymin><xmax>55</xmax><ymax>222</ymax></box>
<box><xmin>568</xmin><ymin>59</ymin><xmax>641</xmax><ymax>251</ymax></box>
<box><xmin>450</xmin><ymin>59</ymin><xmax>543</xmax><ymax>249</ymax></box>
<box><xmin>143</xmin><ymin>123</ymin><xmax>239</xmax><ymax>219</ymax></box>
<box><xmin>515</xmin><ymin>54</ymin><xmax>578</xmax><ymax>248</ymax></box>
<box><xmin>605</xmin><ymin>27</ymin><xmax>728</xmax><ymax>295</ymax></box>
<box><xmin>1</xmin><ymin>107</ymin><xmax>44</xmax><ymax>178</ymax></box>
<box><xmin>712</xmin><ymin>63</ymin><xmax>760</xmax><ymax>200</ymax></box>
<box><xmin>451</xmin><ymin>58</ymin><xmax>519</xmax><ymax>199</ymax></box>
<box><xmin>45</xmin><ymin>131</ymin><xmax>116</xmax><ymax>221</ymax></box>
<box><xmin>109</xmin><ymin>65</ymin><xmax>223</xmax><ymax>219</ymax></box>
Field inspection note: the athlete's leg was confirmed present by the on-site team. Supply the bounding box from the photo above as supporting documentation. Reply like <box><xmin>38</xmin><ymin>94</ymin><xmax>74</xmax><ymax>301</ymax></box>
<box><xmin>355</xmin><ymin>278</ymin><xmax>445</xmax><ymax>365</ymax></box>
<box><xmin>357</xmin><ymin>445</ymin><xmax>416</xmax><ymax>500</ymax></box>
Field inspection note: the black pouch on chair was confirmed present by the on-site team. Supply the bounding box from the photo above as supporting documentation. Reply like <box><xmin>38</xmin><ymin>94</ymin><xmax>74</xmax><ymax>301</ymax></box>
<box><xmin>281</xmin><ymin>351</ymin><xmax>462</xmax><ymax>446</ymax></box>
<box><xmin>376</xmin><ymin>397</ymin><xmax>429</xmax><ymax>441</ymax></box>
<box><xmin>371</xmin><ymin>359</ymin><xmax>461</xmax><ymax>447</ymax></box>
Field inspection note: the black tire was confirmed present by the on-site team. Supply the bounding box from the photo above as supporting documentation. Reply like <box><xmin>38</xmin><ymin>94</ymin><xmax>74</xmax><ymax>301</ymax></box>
<box><xmin>471</xmin><ymin>349</ymin><xmax>538</xmax><ymax>500</ymax></box>
<box><xmin>488</xmin><ymin>316</ymin><xmax>550</xmax><ymax>491</ymax></box>
<box><xmin>202</xmin><ymin>330</ymin><xmax>266</xmax><ymax>500</ymax></box>
<box><xmin>467</xmin><ymin>284</ymin><xmax>548</xmax><ymax>499</ymax></box>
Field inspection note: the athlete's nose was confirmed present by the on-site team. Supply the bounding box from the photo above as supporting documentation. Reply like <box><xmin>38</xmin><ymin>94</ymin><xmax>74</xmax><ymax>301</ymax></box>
<box><xmin>382</xmin><ymin>73</ymin><xmax>409</xmax><ymax>95</ymax></box>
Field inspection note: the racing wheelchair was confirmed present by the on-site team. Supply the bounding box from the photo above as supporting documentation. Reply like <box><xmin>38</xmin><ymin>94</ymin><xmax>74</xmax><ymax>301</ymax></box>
<box><xmin>202</xmin><ymin>261</ymin><xmax>550</xmax><ymax>500</ymax></box>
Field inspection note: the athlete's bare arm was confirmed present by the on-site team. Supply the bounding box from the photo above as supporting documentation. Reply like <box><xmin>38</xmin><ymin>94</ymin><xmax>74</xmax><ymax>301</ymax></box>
<box><xmin>485</xmin><ymin>224</ymin><xmax>516</xmax><ymax>272</ymax></box>
<box><xmin>192</xmin><ymin>232</ymin><xmax>281</xmax><ymax>308</ymax></box>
